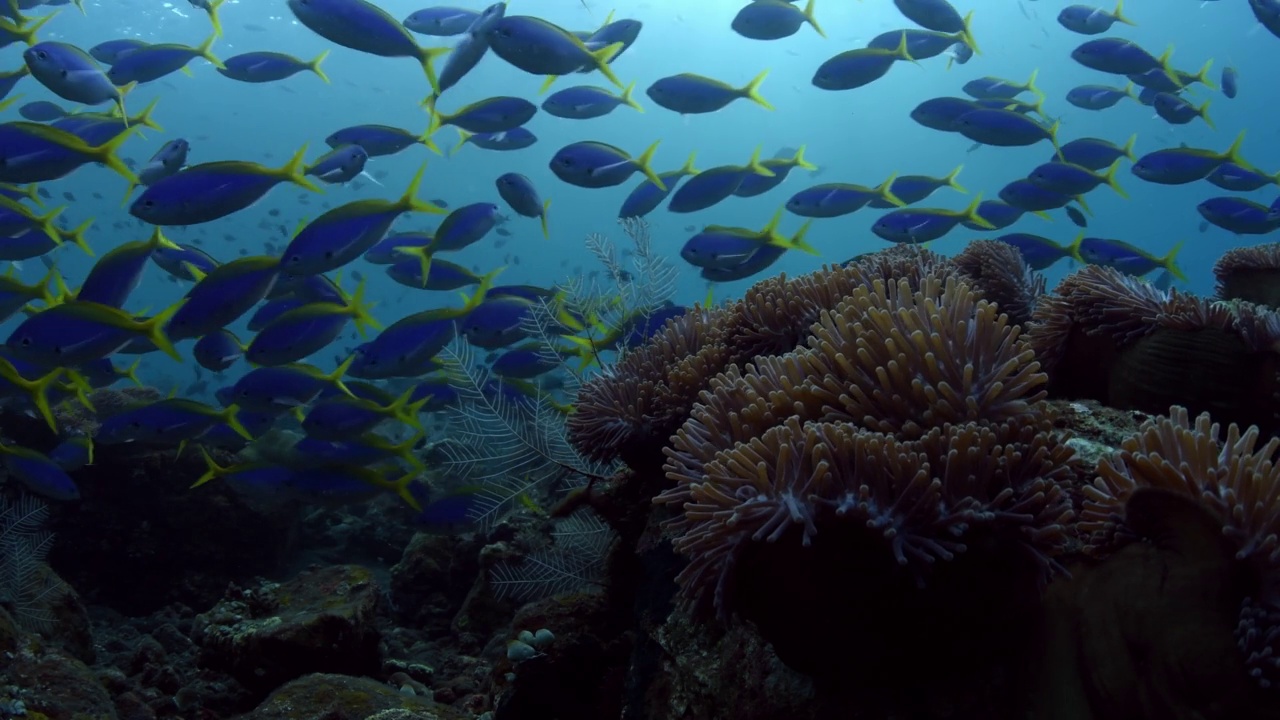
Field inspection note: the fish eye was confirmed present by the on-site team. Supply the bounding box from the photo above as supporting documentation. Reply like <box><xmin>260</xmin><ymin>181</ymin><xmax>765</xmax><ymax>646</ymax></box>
<box><xmin>18</xmin><ymin>336</ymin><xmax>30</xmax><ymax>346</ymax></box>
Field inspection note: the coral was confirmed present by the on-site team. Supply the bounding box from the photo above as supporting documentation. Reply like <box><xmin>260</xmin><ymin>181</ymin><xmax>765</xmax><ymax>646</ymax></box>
<box><xmin>1079</xmin><ymin>406</ymin><xmax>1280</xmax><ymax>689</ymax></box>
<box><xmin>1215</xmin><ymin>242</ymin><xmax>1280</xmax><ymax>307</ymax></box>
<box><xmin>1028</xmin><ymin>264</ymin><xmax>1280</xmax><ymax>434</ymax></box>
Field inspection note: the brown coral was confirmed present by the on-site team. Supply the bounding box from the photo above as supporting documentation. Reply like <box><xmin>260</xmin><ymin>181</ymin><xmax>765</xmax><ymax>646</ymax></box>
<box><xmin>1215</xmin><ymin>243</ymin><xmax>1280</xmax><ymax>307</ymax></box>
<box><xmin>1079</xmin><ymin>406</ymin><xmax>1280</xmax><ymax>690</ymax></box>
<box><xmin>1028</xmin><ymin>265</ymin><xmax>1280</xmax><ymax>434</ymax></box>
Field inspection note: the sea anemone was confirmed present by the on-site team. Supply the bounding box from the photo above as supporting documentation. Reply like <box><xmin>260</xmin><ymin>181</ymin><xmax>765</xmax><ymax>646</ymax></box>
<box><xmin>1028</xmin><ymin>265</ymin><xmax>1280</xmax><ymax>434</ymax></box>
<box><xmin>567</xmin><ymin>306</ymin><xmax>728</xmax><ymax>470</ymax></box>
<box><xmin>951</xmin><ymin>238</ymin><xmax>1046</xmax><ymax>327</ymax></box>
<box><xmin>1080</xmin><ymin>406</ymin><xmax>1280</xmax><ymax>689</ymax></box>
<box><xmin>658</xmin><ymin>273</ymin><xmax>1071</xmax><ymax>617</ymax></box>
<box><xmin>1215</xmin><ymin>243</ymin><xmax>1280</xmax><ymax>307</ymax></box>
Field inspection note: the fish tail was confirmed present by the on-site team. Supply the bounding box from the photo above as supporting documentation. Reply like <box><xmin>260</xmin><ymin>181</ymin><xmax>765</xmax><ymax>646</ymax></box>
<box><xmin>191</xmin><ymin>446</ymin><xmax>227</xmax><ymax>488</ymax></box>
<box><xmin>962</xmin><ymin>193</ymin><xmax>995</xmax><ymax>229</ymax></box>
<box><xmin>680</xmin><ymin>151</ymin><xmax>700</xmax><ymax>176</ymax></box>
<box><xmin>415</xmin><ymin>117</ymin><xmax>442</xmax><ymax>156</ymax></box>
<box><xmin>417</xmin><ymin>46</ymin><xmax>448</xmax><ymax>96</ymax></box>
<box><xmin>746</xmin><ymin>146</ymin><xmax>775</xmax><ymax>178</ymax></box>
<box><xmin>876</xmin><ymin>172</ymin><xmax>905</xmax><ymax>207</ymax></box>
<box><xmin>465</xmin><ymin>268</ymin><xmax>503</xmax><ymax>313</ymax></box>
<box><xmin>1194</xmin><ymin>59</ymin><xmax>1216</xmax><ymax>91</ymax></box>
<box><xmin>327</xmin><ymin>353</ymin><xmax>357</xmax><ymax>397</ymax></box>
<box><xmin>403</xmin><ymin>163</ymin><xmax>447</xmax><ymax>216</ymax></box>
<box><xmin>113</xmin><ymin>81</ymin><xmax>136</xmax><ymax>128</ymax></box>
<box><xmin>207</xmin><ymin>0</ymin><xmax>228</xmax><ymax>37</ymax></box>
<box><xmin>590</xmin><ymin>42</ymin><xmax>626</xmax><ymax>89</ymax></box>
<box><xmin>1198</xmin><ymin>99</ymin><xmax>1215</xmax><ymax>130</ymax></box>
<box><xmin>18</xmin><ymin>9</ymin><xmax>55</xmax><ymax>46</ymax></box>
<box><xmin>1160</xmin><ymin>240</ymin><xmax>1188</xmax><ymax>282</ymax></box>
<box><xmin>792</xmin><ymin>145</ymin><xmax>818</xmax><ymax>172</ymax></box>
<box><xmin>64</xmin><ymin>218</ymin><xmax>94</xmax><ymax>257</ymax></box>
<box><xmin>1121</xmin><ymin>80</ymin><xmax>1136</xmax><ymax>100</ymax></box>
<box><xmin>1066</xmin><ymin>232</ymin><xmax>1085</xmax><ymax>263</ymax></box>
<box><xmin>0</xmin><ymin>358</ymin><xmax>61</xmax><ymax>432</ymax></box>
<box><xmin>221</xmin><ymin>404</ymin><xmax>254</xmax><ymax>441</ymax></box>
<box><xmin>1102</xmin><ymin>159</ymin><xmax>1129</xmax><ymax>199</ymax></box>
<box><xmin>1024</xmin><ymin>68</ymin><xmax>1040</xmax><ymax>97</ymax></box>
<box><xmin>944</xmin><ymin>165</ymin><xmax>966</xmax><ymax>193</ymax></box>
<box><xmin>389</xmin><ymin>472</ymin><xmax>424</xmax><ymax>512</ymax></box>
<box><xmin>1157</xmin><ymin>45</ymin><xmax>1179</xmax><ymax>87</ymax></box>
<box><xmin>803</xmin><ymin>0</ymin><xmax>826</xmax><ymax>38</ymax></box>
<box><xmin>149</xmin><ymin>226</ymin><xmax>181</xmax><ymax>252</ymax></box>
<box><xmin>88</xmin><ymin>125</ymin><xmax>141</xmax><ymax>193</ymax></box>
<box><xmin>347</xmin><ymin>278</ymin><xmax>382</xmax><ymax>336</ymax></box>
<box><xmin>540</xmin><ymin>198</ymin><xmax>551</xmax><ymax>240</ymax></box>
<box><xmin>398</xmin><ymin>246</ymin><xmax>434</xmax><ymax>289</ymax></box>
<box><xmin>449</xmin><ymin>128</ymin><xmax>471</xmax><ymax>158</ymax></box>
<box><xmin>787</xmin><ymin>220</ymin><xmax>820</xmax><ymax>256</ymax></box>
<box><xmin>1121</xmin><ymin>133</ymin><xmax>1138</xmax><ymax>160</ymax></box>
<box><xmin>741</xmin><ymin>69</ymin><xmax>774</xmax><ymax>111</ymax></box>
<box><xmin>620</xmin><ymin>81</ymin><xmax>643</xmax><ymax>112</ymax></box>
<box><xmin>385</xmin><ymin>387</ymin><xmax>427</xmax><ymax>434</ymax></box>
<box><xmin>892</xmin><ymin>32</ymin><xmax>918</xmax><ymax>65</ymax></box>
<box><xmin>310</xmin><ymin>50</ymin><xmax>331</xmax><ymax>84</ymax></box>
<box><xmin>635</xmin><ymin>140</ymin><xmax>666</xmax><ymax>190</ymax></box>
<box><xmin>538</xmin><ymin>75</ymin><xmax>559</xmax><ymax>94</ymax></box>
<box><xmin>959</xmin><ymin>10</ymin><xmax>979</xmax><ymax>55</ymax></box>
<box><xmin>135</xmin><ymin>96</ymin><xmax>164</xmax><ymax>133</ymax></box>
<box><xmin>30</xmin><ymin>203</ymin><xmax>65</xmax><ymax>248</ymax></box>
<box><xmin>143</xmin><ymin>299</ymin><xmax>186</xmax><ymax>362</ymax></box>
<box><xmin>280</xmin><ymin>144</ymin><xmax>322</xmax><ymax>193</ymax></box>
<box><xmin>1047</xmin><ymin>118</ymin><xmax>1063</xmax><ymax>160</ymax></box>
<box><xmin>197</xmin><ymin>30</ymin><xmax>224</xmax><ymax>69</ymax></box>
<box><xmin>34</xmin><ymin>264</ymin><xmax>57</xmax><ymax>306</ymax></box>
<box><xmin>1221</xmin><ymin>130</ymin><xmax>1247</xmax><ymax>166</ymax></box>
<box><xmin>1112</xmin><ymin>0</ymin><xmax>1135</xmax><ymax>26</ymax></box>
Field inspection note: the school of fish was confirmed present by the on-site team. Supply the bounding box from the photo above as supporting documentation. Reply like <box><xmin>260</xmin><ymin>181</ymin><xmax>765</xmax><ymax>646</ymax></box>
<box><xmin>0</xmin><ymin>0</ymin><xmax>1272</xmax><ymax>516</ymax></box>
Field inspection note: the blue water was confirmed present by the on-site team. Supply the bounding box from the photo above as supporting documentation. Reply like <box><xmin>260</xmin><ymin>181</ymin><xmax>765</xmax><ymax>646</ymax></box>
<box><xmin>3</xmin><ymin>0</ymin><xmax>1274</xmax><ymax>390</ymax></box>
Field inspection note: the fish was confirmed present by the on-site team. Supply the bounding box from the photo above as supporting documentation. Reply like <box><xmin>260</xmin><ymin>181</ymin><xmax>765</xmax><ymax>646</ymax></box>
<box><xmin>485</xmin><ymin>15</ymin><xmax>624</xmax><ymax>90</ymax></box>
<box><xmin>453</xmin><ymin>127</ymin><xmax>538</xmax><ymax>155</ymax></box>
<box><xmin>999</xmin><ymin>179</ymin><xmax>1080</xmax><ymax>212</ymax></box>
<box><xmin>131</xmin><ymin>146</ymin><xmax>321</xmax><ymax>225</ymax></box>
<box><xmin>326</xmin><ymin>124</ymin><xmax>439</xmax><ymax>157</ymax></box>
<box><xmin>618</xmin><ymin>152</ymin><xmax>700</xmax><ymax>218</ymax></box>
<box><xmin>871</xmin><ymin>195</ymin><xmax>995</xmax><ymax>244</ymax></box>
<box><xmin>1131</xmin><ymin>131</ymin><xmax>1247</xmax><ymax>185</ymax></box>
<box><xmin>1071</xmin><ymin>37</ymin><xmax>1175</xmax><ymax>80</ymax></box>
<box><xmin>1065</xmin><ymin>83</ymin><xmax>1136</xmax><ymax>110</ymax></box>
<box><xmin>226</xmin><ymin>358</ymin><xmax>355</xmax><ymax>414</ymax></box>
<box><xmin>187</xmin><ymin>0</ymin><xmax>229</xmax><ymax>37</ymax></box>
<box><xmin>646</xmin><ymin>70</ymin><xmax>774</xmax><ymax>114</ymax></box>
<box><xmin>735</xmin><ymin>147</ymin><xmax>818</xmax><ymax>199</ymax></box>
<box><xmin>434</xmin><ymin>3</ymin><xmax>506</xmax><ymax>95</ymax></box>
<box><xmin>1153</xmin><ymin>92</ymin><xmax>1213</xmax><ymax>128</ymax></box>
<box><xmin>0</xmin><ymin>120</ymin><xmax>137</xmax><ymax>185</ymax></box>
<box><xmin>76</xmin><ymin>227</ymin><xmax>182</xmax><ymax>308</ymax></box>
<box><xmin>48</xmin><ymin>435</ymin><xmax>93</xmax><ymax>472</ymax></box>
<box><xmin>138</xmin><ymin>138</ymin><xmax>190</xmax><ymax>187</ymax></box>
<box><xmin>287</xmin><ymin>0</ymin><xmax>449</xmax><ymax>93</ymax></box>
<box><xmin>668</xmin><ymin>149</ymin><xmax>778</xmax><ymax>215</ymax></box>
<box><xmin>151</xmin><ymin>242</ymin><xmax>218</xmax><ymax>282</ymax></box>
<box><xmin>549</xmin><ymin>140</ymin><xmax>665</xmax><ymax>190</ymax></box>
<box><xmin>0</xmin><ymin>442</ymin><xmax>79</xmax><ymax>501</ymax></box>
<box><xmin>17</xmin><ymin>99</ymin><xmax>72</xmax><ymax>121</ymax></box>
<box><xmin>301</xmin><ymin>386</ymin><xmax>428</xmax><ymax>441</ymax></box>
<box><xmin>96</xmin><ymin>398</ymin><xmax>253</xmax><ymax>445</ymax></box>
<box><xmin>997</xmin><ymin>233</ymin><xmax>1084</xmax><ymax>270</ymax></box>
<box><xmin>812</xmin><ymin>33</ymin><xmax>915</xmax><ymax>90</ymax></box>
<box><xmin>955</xmin><ymin>109</ymin><xmax>1059</xmax><ymax>151</ymax></box>
<box><xmin>680</xmin><ymin>209</ymin><xmax>817</xmax><ymax>270</ymax></box>
<box><xmin>402</xmin><ymin>6</ymin><xmax>480</xmax><ymax>36</ymax></box>
<box><xmin>1027</xmin><ymin>159</ymin><xmax>1128</xmax><ymax>199</ymax></box>
<box><xmin>24</xmin><ymin>37</ymin><xmax>126</xmax><ymax>115</ymax></box>
<box><xmin>867</xmin><ymin>166</ymin><xmax>965</xmax><ymax>208</ymax></box>
<box><xmin>731</xmin><ymin>0</ymin><xmax>825</xmax><ymax>40</ymax></box>
<box><xmin>1057</xmin><ymin>1</ymin><xmax>1135</xmax><ymax>35</ymax></box>
<box><xmin>1057</xmin><ymin>135</ymin><xmax>1137</xmax><ymax>170</ymax></box>
<box><xmin>428</xmin><ymin>95</ymin><xmax>538</xmax><ymax>134</ymax></box>
<box><xmin>166</xmin><ymin>256</ymin><xmax>281</xmax><ymax>340</ymax></box>
<box><xmin>1197</xmin><ymin>197</ymin><xmax>1280</xmax><ymax>235</ymax></box>
<box><xmin>1076</xmin><ymin>237</ymin><xmax>1186</xmax><ymax>280</ymax></box>
<box><xmin>893</xmin><ymin>0</ymin><xmax>972</xmax><ymax>34</ymax></box>
<box><xmin>218</xmin><ymin>50</ymin><xmax>330</xmax><ymax>84</ymax></box>
<box><xmin>541</xmin><ymin>82</ymin><xmax>643</xmax><ymax>120</ymax></box>
<box><xmin>306</xmin><ymin>144</ymin><xmax>370</xmax><ymax>185</ymax></box>
<box><xmin>193</xmin><ymin>328</ymin><xmax>244</xmax><ymax>372</ymax></box>
<box><xmin>89</xmin><ymin>38</ymin><xmax>150</xmax><ymax>65</ymax></box>
<box><xmin>245</xmin><ymin>281</ymin><xmax>379</xmax><ymax>367</ymax></box>
<box><xmin>962</xmin><ymin>70</ymin><xmax>1039</xmax><ymax>100</ymax></box>
<box><xmin>495</xmin><ymin>173</ymin><xmax>550</xmax><ymax>239</ymax></box>
<box><xmin>1205</xmin><ymin>163</ymin><xmax>1279</xmax><ymax>192</ymax></box>
<box><xmin>787</xmin><ymin>175</ymin><xmax>904</xmax><ymax>218</ymax></box>
<box><xmin>1222</xmin><ymin>66</ymin><xmax>1238</xmax><ymax>99</ymax></box>
<box><xmin>106</xmin><ymin>33</ymin><xmax>225</xmax><ymax>86</ymax></box>
<box><xmin>6</xmin><ymin>299</ymin><xmax>182</xmax><ymax>367</ymax></box>
<box><xmin>1065</xmin><ymin>205</ymin><xmax>1089</xmax><ymax>228</ymax></box>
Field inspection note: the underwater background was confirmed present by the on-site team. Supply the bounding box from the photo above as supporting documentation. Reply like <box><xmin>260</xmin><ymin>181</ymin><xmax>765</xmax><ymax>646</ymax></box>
<box><xmin>0</xmin><ymin>0</ymin><xmax>1279</xmax><ymax>718</ymax></box>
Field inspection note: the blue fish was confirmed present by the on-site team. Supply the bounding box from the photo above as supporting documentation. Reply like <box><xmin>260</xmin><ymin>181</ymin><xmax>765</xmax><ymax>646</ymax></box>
<box><xmin>325</xmin><ymin>124</ymin><xmax>438</xmax><ymax>157</ymax></box>
<box><xmin>0</xmin><ymin>442</ymin><xmax>79</xmax><ymax>501</ymax></box>
<box><xmin>49</xmin><ymin>435</ymin><xmax>93</xmax><ymax>472</ymax></box>
<box><xmin>1057</xmin><ymin>135</ymin><xmax>1136</xmax><ymax>170</ymax></box>
<box><xmin>193</xmin><ymin>329</ymin><xmax>244</xmax><ymax>372</ymax></box>
<box><xmin>166</xmin><ymin>256</ymin><xmax>280</xmax><ymax>340</ymax></box>
<box><xmin>549</xmin><ymin>140</ymin><xmax>665</xmax><ymax>190</ymax></box>
<box><xmin>732</xmin><ymin>0</ymin><xmax>825</xmax><ymax>40</ymax></box>
<box><xmin>617</xmin><ymin>153</ymin><xmax>699</xmax><ymax>218</ymax></box>
<box><xmin>997</xmin><ymin>233</ymin><xmax>1083</xmax><ymax>271</ymax></box>
<box><xmin>668</xmin><ymin>149</ymin><xmax>775</xmax><ymax>213</ymax></box>
<box><xmin>403</xmin><ymin>6</ymin><xmax>479</xmax><ymax>36</ymax></box>
<box><xmin>287</xmin><ymin>0</ymin><xmax>448</xmax><ymax>93</ymax></box>
<box><xmin>495</xmin><ymin>173</ymin><xmax>550</xmax><ymax>239</ymax></box>
<box><xmin>542</xmin><ymin>83</ymin><xmax>642</xmax><ymax>120</ymax></box>
<box><xmin>226</xmin><ymin>359</ymin><xmax>354</xmax><ymax>413</ymax></box>
<box><xmin>453</xmin><ymin>127</ymin><xmax>537</xmax><ymax>154</ymax></box>
<box><xmin>131</xmin><ymin>146</ymin><xmax>320</xmax><ymax>225</ymax></box>
<box><xmin>218</xmin><ymin>50</ymin><xmax>329</xmax><ymax>84</ymax></box>
<box><xmin>95</xmin><ymin>398</ymin><xmax>252</xmax><ymax>446</ymax></box>
<box><xmin>306</xmin><ymin>144</ymin><xmax>369</xmax><ymax>185</ymax></box>
<box><xmin>151</xmin><ymin>242</ymin><xmax>217</xmax><ymax>281</ymax></box>
<box><xmin>1057</xmin><ymin>1</ymin><xmax>1135</xmax><ymax>35</ymax></box>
